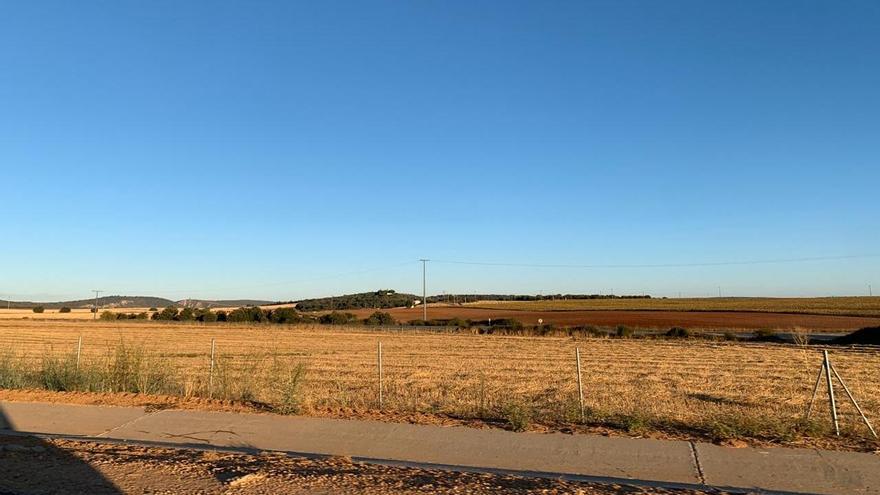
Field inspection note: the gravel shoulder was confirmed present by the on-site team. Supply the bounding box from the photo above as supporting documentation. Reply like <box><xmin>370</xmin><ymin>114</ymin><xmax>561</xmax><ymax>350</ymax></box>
<box><xmin>0</xmin><ymin>435</ymin><xmax>727</xmax><ymax>495</ymax></box>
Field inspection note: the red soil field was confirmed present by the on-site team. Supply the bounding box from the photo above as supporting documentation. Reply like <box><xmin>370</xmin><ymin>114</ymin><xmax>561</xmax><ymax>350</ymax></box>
<box><xmin>344</xmin><ymin>306</ymin><xmax>880</xmax><ymax>332</ymax></box>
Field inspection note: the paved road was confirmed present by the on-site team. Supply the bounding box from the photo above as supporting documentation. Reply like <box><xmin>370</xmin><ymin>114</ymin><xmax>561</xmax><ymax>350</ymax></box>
<box><xmin>1</xmin><ymin>401</ymin><xmax>878</xmax><ymax>494</ymax></box>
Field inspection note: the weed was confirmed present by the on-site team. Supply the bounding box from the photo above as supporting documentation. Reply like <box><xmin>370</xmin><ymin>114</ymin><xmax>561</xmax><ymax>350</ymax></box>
<box><xmin>501</xmin><ymin>401</ymin><xmax>532</xmax><ymax>432</ymax></box>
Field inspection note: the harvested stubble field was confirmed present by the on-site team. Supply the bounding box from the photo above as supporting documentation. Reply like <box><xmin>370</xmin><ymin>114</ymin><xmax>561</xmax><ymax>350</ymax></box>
<box><xmin>0</xmin><ymin>320</ymin><xmax>879</xmax><ymax>451</ymax></box>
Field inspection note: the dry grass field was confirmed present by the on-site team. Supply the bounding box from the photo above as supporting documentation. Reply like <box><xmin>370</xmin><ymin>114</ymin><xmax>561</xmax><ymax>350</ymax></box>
<box><xmin>1</xmin><ymin>319</ymin><xmax>878</xmax><ymax>450</ymax></box>
<box><xmin>469</xmin><ymin>296</ymin><xmax>880</xmax><ymax>316</ymax></box>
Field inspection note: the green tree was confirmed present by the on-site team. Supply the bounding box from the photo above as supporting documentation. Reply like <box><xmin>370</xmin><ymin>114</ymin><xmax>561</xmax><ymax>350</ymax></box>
<box><xmin>32</xmin><ymin>306</ymin><xmax>44</xmax><ymax>314</ymax></box>
<box><xmin>177</xmin><ymin>307</ymin><xmax>196</xmax><ymax>321</ymax></box>
<box><xmin>154</xmin><ymin>306</ymin><xmax>179</xmax><ymax>321</ymax></box>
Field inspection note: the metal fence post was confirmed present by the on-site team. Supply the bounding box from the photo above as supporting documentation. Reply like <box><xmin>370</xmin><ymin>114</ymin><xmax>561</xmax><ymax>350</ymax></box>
<box><xmin>823</xmin><ymin>350</ymin><xmax>840</xmax><ymax>436</ymax></box>
<box><xmin>76</xmin><ymin>336</ymin><xmax>83</xmax><ymax>371</ymax></box>
<box><xmin>576</xmin><ymin>347</ymin><xmax>585</xmax><ymax>422</ymax></box>
<box><xmin>209</xmin><ymin>338</ymin><xmax>216</xmax><ymax>398</ymax></box>
<box><xmin>378</xmin><ymin>341</ymin><xmax>383</xmax><ymax>409</ymax></box>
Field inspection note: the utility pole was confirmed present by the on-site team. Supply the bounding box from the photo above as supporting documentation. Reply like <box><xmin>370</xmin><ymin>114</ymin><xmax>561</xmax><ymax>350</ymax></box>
<box><xmin>420</xmin><ymin>259</ymin><xmax>429</xmax><ymax>321</ymax></box>
<box><xmin>870</xmin><ymin>284</ymin><xmax>873</xmax><ymax>297</ymax></box>
<box><xmin>718</xmin><ymin>287</ymin><xmax>722</xmax><ymax>297</ymax></box>
<box><xmin>92</xmin><ymin>290</ymin><xmax>103</xmax><ymax>320</ymax></box>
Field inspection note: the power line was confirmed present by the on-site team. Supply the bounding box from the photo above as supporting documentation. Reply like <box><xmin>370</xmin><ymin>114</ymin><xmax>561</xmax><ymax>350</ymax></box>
<box><xmin>92</xmin><ymin>290</ymin><xmax>103</xmax><ymax>320</ymax></box>
<box><xmin>431</xmin><ymin>254</ymin><xmax>879</xmax><ymax>269</ymax></box>
<box><xmin>420</xmin><ymin>259</ymin><xmax>429</xmax><ymax>322</ymax></box>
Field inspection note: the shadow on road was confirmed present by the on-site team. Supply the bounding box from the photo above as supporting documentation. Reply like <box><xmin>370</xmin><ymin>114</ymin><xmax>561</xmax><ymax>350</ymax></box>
<box><xmin>0</xmin><ymin>405</ymin><xmax>122</xmax><ymax>494</ymax></box>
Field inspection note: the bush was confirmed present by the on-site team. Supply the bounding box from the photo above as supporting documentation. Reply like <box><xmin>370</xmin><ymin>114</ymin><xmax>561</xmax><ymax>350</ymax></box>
<box><xmin>227</xmin><ymin>306</ymin><xmax>266</xmax><ymax>323</ymax></box>
<box><xmin>58</xmin><ymin>307</ymin><xmax>71</xmax><ymax>313</ymax></box>
<box><xmin>665</xmin><ymin>327</ymin><xmax>690</xmax><ymax>338</ymax></box>
<box><xmin>501</xmin><ymin>401</ymin><xmax>532</xmax><ymax>432</ymax></box>
<box><xmin>363</xmin><ymin>311</ymin><xmax>396</xmax><ymax>326</ymax></box>
<box><xmin>195</xmin><ymin>309</ymin><xmax>217</xmax><ymax>322</ymax></box>
<box><xmin>319</xmin><ymin>312</ymin><xmax>358</xmax><ymax>325</ymax></box>
<box><xmin>490</xmin><ymin>318</ymin><xmax>523</xmax><ymax>330</ymax></box>
<box><xmin>447</xmin><ymin>317</ymin><xmax>471</xmax><ymax>328</ymax></box>
<box><xmin>268</xmin><ymin>308</ymin><xmax>304</xmax><ymax>324</ymax></box>
<box><xmin>99</xmin><ymin>311</ymin><xmax>117</xmax><ymax>321</ymax></box>
<box><xmin>153</xmin><ymin>306</ymin><xmax>179</xmax><ymax>321</ymax></box>
<box><xmin>616</xmin><ymin>325</ymin><xmax>633</xmax><ymax>338</ymax></box>
<box><xmin>215</xmin><ymin>310</ymin><xmax>228</xmax><ymax>322</ymax></box>
<box><xmin>177</xmin><ymin>307</ymin><xmax>195</xmax><ymax>321</ymax></box>
<box><xmin>32</xmin><ymin>306</ymin><xmax>44</xmax><ymax>314</ymax></box>
<box><xmin>148</xmin><ymin>307</ymin><xmax>158</xmax><ymax>312</ymax></box>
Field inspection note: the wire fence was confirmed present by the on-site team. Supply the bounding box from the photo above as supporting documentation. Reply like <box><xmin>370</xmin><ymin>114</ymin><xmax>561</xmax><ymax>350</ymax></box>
<box><xmin>1</xmin><ymin>322</ymin><xmax>879</xmax><ymax>441</ymax></box>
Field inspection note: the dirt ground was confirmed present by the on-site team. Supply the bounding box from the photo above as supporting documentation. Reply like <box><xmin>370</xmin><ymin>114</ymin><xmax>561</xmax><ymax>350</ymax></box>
<box><xmin>342</xmin><ymin>307</ymin><xmax>880</xmax><ymax>331</ymax></box>
<box><xmin>0</xmin><ymin>435</ymin><xmax>729</xmax><ymax>495</ymax></box>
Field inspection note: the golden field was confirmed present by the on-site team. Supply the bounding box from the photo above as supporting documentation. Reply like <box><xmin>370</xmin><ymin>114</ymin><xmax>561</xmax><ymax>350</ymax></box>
<box><xmin>469</xmin><ymin>296</ymin><xmax>880</xmax><ymax>316</ymax></box>
<box><xmin>0</xmin><ymin>319</ymin><xmax>878</xmax><ymax>449</ymax></box>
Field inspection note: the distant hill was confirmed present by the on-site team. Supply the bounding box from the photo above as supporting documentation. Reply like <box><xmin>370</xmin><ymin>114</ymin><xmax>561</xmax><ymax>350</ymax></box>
<box><xmin>293</xmin><ymin>290</ymin><xmax>418</xmax><ymax>312</ymax></box>
<box><xmin>0</xmin><ymin>295</ymin><xmax>175</xmax><ymax>310</ymax></box>
<box><xmin>289</xmin><ymin>290</ymin><xmax>652</xmax><ymax>312</ymax></box>
<box><xmin>176</xmin><ymin>299</ymin><xmax>274</xmax><ymax>309</ymax></box>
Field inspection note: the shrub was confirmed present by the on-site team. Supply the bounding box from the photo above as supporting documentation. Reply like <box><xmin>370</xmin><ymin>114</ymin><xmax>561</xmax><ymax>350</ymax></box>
<box><xmin>195</xmin><ymin>309</ymin><xmax>217</xmax><ymax>322</ymax></box>
<box><xmin>32</xmin><ymin>306</ymin><xmax>44</xmax><ymax>314</ymax></box>
<box><xmin>153</xmin><ymin>306</ymin><xmax>180</xmax><ymax>321</ymax></box>
<box><xmin>501</xmin><ymin>401</ymin><xmax>532</xmax><ymax>432</ymax></box>
<box><xmin>616</xmin><ymin>325</ymin><xmax>634</xmax><ymax>338</ymax></box>
<box><xmin>99</xmin><ymin>311</ymin><xmax>117</xmax><ymax>321</ymax></box>
<box><xmin>215</xmin><ymin>310</ymin><xmax>228</xmax><ymax>322</ymax></box>
<box><xmin>177</xmin><ymin>307</ymin><xmax>196</xmax><ymax>321</ymax></box>
<box><xmin>273</xmin><ymin>362</ymin><xmax>306</xmax><ymax>415</ymax></box>
<box><xmin>148</xmin><ymin>307</ymin><xmax>158</xmax><ymax>312</ymax></box>
<box><xmin>319</xmin><ymin>311</ymin><xmax>358</xmax><ymax>325</ymax></box>
<box><xmin>227</xmin><ymin>306</ymin><xmax>266</xmax><ymax>323</ymax></box>
<box><xmin>490</xmin><ymin>318</ymin><xmax>523</xmax><ymax>330</ymax></box>
<box><xmin>58</xmin><ymin>307</ymin><xmax>71</xmax><ymax>313</ymax></box>
<box><xmin>363</xmin><ymin>311</ymin><xmax>396</xmax><ymax>326</ymax></box>
<box><xmin>447</xmin><ymin>317</ymin><xmax>471</xmax><ymax>328</ymax></box>
<box><xmin>268</xmin><ymin>308</ymin><xmax>303</xmax><ymax>324</ymax></box>
<box><xmin>666</xmin><ymin>327</ymin><xmax>690</xmax><ymax>338</ymax></box>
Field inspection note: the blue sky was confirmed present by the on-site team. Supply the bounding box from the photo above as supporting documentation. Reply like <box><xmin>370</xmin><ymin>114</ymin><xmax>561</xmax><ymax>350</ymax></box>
<box><xmin>1</xmin><ymin>1</ymin><xmax>878</xmax><ymax>301</ymax></box>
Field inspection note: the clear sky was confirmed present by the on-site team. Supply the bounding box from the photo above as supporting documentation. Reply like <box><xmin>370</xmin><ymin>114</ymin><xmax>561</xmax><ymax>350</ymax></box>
<box><xmin>1</xmin><ymin>1</ymin><xmax>878</xmax><ymax>302</ymax></box>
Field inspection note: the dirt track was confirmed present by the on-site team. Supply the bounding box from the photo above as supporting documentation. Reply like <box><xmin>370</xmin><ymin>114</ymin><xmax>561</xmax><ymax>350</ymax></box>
<box><xmin>344</xmin><ymin>306</ymin><xmax>880</xmax><ymax>331</ymax></box>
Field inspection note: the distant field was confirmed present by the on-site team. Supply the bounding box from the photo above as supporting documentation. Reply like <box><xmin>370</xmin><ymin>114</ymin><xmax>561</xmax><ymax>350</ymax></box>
<box><xmin>468</xmin><ymin>296</ymin><xmax>880</xmax><ymax>317</ymax></box>
<box><xmin>0</xmin><ymin>308</ymin><xmax>155</xmax><ymax>320</ymax></box>
<box><xmin>344</xmin><ymin>305</ymin><xmax>880</xmax><ymax>332</ymax></box>
<box><xmin>0</xmin><ymin>319</ymin><xmax>878</xmax><ymax>449</ymax></box>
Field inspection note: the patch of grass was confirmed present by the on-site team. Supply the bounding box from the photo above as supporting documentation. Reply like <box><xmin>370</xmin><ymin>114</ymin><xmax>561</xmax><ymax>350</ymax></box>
<box><xmin>500</xmin><ymin>401</ymin><xmax>532</xmax><ymax>432</ymax></box>
<box><xmin>273</xmin><ymin>362</ymin><xmax>307</xmax><ymax>415</ymax></box>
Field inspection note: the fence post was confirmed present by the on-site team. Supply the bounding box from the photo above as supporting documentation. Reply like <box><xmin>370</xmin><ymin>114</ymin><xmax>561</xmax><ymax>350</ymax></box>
<box><xmin>829</xmin><ymin>361</ymin><xmax>878</xmax><ymax>439</ymax></box>
<box><xmin>378</xmin><ymin>341</ymin><xmax>383</xmax><ymax>409</ymax></box>
<box><xmin>76</xmin><ymin>336</ymin><xmax>83</xmax><ymax>371</ymax></box>
<box><xmin>209</xmin><ymin>338</ymin><xmax>216</xmax><ymax>398</ymax></box>
<box><xmin>576</xmin><ymin>347</ymin><xmax>585</xmax><ymax>422</ymax></box>
<box><xmin>823</xmin><ymin>350</ymin><xmax>840</xmax><ymax>436</ymax></box>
